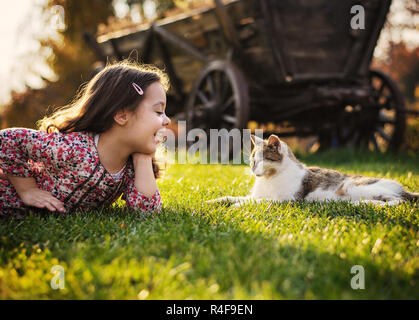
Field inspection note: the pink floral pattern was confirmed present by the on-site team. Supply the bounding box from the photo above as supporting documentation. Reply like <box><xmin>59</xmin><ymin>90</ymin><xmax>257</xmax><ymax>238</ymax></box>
<box><xmin>0</xmin><ymin>128</ymin><xmax>161</xmax><ymax>216</ymax></box>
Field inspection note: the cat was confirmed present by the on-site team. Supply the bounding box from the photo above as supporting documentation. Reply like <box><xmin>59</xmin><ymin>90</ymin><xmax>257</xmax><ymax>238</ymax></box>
<box><xmin>207</xmin><ymin>134</ymin><xmax>418</xmax><ymax>207</ymax></box>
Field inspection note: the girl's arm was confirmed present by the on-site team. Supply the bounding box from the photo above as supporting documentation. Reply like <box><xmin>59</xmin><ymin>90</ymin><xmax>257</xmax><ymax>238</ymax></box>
<box><xmin>0</xmin><ymin>128</ymin><xmax>72</xmax><ymax>213</ymax></box>
<box><xmin>0</xmin><ymin>128</ymin><xmax>74</xmax><ymax>177</ymax></box>
<box><xmin>121</xmin><ymin>153</ymin><xmax>161</xmax><ymax>212</ymax></box>
<box><xmin>7</xmin><ymin>175</ymin><xmax>66</xmax><ymax>213</ymax></box>
<box><xmin>132</xmin><ymin>153</ymin><xmax>158</xmax><ymax>198</ymax></box>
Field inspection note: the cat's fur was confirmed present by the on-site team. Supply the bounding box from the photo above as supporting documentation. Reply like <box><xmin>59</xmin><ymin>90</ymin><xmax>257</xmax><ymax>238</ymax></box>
<box><xmin>208</xmin><ymin>134</ymin><xmax>418</xmax><ymax>207</ymax></box>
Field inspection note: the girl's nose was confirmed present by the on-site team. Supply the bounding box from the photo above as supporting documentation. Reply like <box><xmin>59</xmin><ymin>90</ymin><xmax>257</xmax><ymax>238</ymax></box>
<box><xmin>163</xmin><ymin>115</ymin><xmax>171</xmax><ymax>126</ymax></box>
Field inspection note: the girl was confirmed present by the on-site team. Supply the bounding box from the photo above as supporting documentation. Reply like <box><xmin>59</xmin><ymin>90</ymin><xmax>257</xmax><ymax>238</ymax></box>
<box><xmin>0</xmin><ymin>61</ymin><xmax>170</xmax><ymax>216</ymax></box>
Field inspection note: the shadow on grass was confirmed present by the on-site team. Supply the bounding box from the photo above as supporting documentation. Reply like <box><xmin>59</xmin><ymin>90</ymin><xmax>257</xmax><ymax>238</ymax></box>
<box><xmin>155</xmin><ymin>203</ymin><xmax>418</xmax><ymax>299</ymax></box>
<box><xmin>286</xmin><ymin>200</ymin><xmax>418</xmax><ymax>230</ymax></box>
<box><xmin>1</xmin><ymin>203</ymin><xmax>416</xmax><ymax>299</ymax></box>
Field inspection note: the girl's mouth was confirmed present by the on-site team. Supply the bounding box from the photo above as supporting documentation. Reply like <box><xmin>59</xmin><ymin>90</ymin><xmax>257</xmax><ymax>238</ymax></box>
<box><xmin>154</xmin><ymin>128</ymin><xmax>167</xmax><ymax>143</ymax></box>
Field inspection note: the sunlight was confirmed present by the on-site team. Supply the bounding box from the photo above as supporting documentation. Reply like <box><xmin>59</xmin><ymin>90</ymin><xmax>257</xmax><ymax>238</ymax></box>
<box><xmin>0</xmin><ymin>0</ymin><xmax>50</xmax><ymax>105</ymax></box>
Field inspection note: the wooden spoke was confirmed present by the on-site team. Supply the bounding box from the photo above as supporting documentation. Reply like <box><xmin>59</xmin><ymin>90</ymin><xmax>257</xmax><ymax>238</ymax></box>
<box><xmin>220</xmin><ymin>73</ymin><xmax>230</xmax><ymax>102</ymax></box>
<box><xmin>206</xmin><ymin>75</ymin><xmax>216</xmax><ymax>97</ymax></box>
<box><xmin>213</xmin><ymin>71</ymin><xmax>223</xmax><ymax>102</ymax></box>
<box><xmin>222</xmin><ymin>114</ymin><xmax>236</xmax><ymax>124</ymax></box>
<box><xmin>222</xmin><ymin>96</ymin><xmax>235</xmax><ymax>112</ymax></box>
<box><xmin>197</xmin><ymin>90</ymin><xmax>210</xmax><ymax>104</ymax></box>
<box><xmin>371</xmin><ymin>133</ymin><xmax>380</xmax><ymax>151</ymax></box>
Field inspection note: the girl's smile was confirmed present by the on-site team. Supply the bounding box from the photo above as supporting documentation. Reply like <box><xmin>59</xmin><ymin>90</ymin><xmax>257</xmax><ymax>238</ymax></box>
<box><xmin>154</xmin><ymin>127</ymin><xmax>167</xmax><ymax>144</ymax></box>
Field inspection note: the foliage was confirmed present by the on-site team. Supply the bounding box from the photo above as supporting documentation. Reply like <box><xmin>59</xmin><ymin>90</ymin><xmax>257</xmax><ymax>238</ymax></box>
<box><xmin>373</xmin><ymin>43</ymin><xmax>419</xmax><ymax>104</ymax></box>
<box><xmin>1</xmin><ymin>0</ymin><xmax>115</xmax><ymax>129</ymax></box>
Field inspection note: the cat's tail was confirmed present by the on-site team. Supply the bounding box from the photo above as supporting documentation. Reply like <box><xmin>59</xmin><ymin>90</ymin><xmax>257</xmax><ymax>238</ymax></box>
<box><xmin>401</xmin><ymin>191</ymin><xmax>419</xmax><ymax>202</ymax></box>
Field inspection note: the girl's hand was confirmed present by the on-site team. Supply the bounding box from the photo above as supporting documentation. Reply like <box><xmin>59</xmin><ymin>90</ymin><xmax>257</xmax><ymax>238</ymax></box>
<box><xmin>7</xmin><ymin>175</ymin><xmax>66</xmax><ymax>213</ymax></box>
<box><xmin>19</xmin><ymin>188</ymin><xmax>66</xmax><ymax>213</ymax></box>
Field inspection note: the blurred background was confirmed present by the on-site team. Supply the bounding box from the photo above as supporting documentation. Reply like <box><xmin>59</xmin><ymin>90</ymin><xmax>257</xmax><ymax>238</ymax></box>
<box><xmin>0</xmin><ymin>0</ymin><xmax>417</xmax><ymax>152</ymax></box>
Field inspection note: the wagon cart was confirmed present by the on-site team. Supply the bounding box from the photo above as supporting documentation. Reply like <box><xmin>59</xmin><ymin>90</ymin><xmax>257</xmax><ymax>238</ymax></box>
<box><xmin>84</xmin><ymin>0</ymin><xmax>406</xmax><ymax>152</ymax></box>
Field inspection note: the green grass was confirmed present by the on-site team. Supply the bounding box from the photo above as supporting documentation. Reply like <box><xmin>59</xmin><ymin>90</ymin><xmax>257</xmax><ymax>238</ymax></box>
<box><xmin>0</xmin><ymin>149</ymin><xmax>418</xmax><ymax>299</ymax></box>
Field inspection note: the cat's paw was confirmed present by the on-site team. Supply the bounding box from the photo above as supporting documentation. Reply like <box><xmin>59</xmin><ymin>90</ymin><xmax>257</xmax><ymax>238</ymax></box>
<box><xmin>205</xmin><ymin>196</ymin><xmax>231</xmax><ymax>204</ymax></box>
<box><xmin>386</xmin><ymin>199</ymin><xmax>404</xmax><ymax>206</ymax></box>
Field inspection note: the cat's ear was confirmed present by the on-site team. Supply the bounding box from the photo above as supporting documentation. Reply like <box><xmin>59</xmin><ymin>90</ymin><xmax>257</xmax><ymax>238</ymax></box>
<box><xmin>268</xmin><ymin>134</ymin><xmax>281</xmax><ymax>150</ymax></box>
<box><xmin>250</xmin><ymin>134</ymin><xmax>264</xmax><ymax>147</ymax></box>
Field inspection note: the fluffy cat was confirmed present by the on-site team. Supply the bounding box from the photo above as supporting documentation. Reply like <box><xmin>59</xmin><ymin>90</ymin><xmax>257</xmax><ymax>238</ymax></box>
<box><xmin>208</xmin><ymin>134</ymin><xmax>418</xmax><ymax>207</ymax></box>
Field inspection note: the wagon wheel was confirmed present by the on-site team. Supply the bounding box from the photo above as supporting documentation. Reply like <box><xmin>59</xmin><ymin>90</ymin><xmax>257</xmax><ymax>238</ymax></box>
<box><xmin>186</xmin><ymin>60</ymin><xmax>249</xmax><ymax>133</ymax></box>
<box><xmin>335</xmin><ymin>69</ymin><xmax>406</xmax><ymax>152</ymax></box>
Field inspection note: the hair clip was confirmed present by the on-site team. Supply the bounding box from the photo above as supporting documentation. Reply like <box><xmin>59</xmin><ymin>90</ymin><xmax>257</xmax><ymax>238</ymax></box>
<box><xmin>132</xmin><ymin>82</ymin><xmax>144</xmax><ymax>95</ymax></box>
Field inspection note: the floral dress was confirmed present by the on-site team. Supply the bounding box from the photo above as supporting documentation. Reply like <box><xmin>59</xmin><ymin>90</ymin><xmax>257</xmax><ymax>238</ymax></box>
<box><xmin>0</xmin><ymin>128</ymin><xmax>161</xmax><ymax>216</ymax></box>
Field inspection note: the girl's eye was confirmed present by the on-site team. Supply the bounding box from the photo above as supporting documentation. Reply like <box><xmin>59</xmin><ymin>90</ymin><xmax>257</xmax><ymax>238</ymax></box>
<box><xmin>156</xmin><ymin>112</ymin><xmax>164</xmax><ymax>115</ymax></box>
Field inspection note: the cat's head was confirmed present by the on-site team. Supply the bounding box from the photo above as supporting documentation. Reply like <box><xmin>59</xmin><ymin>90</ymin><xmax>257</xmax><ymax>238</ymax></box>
<box><xmin>250</xmin><ymin>134</ymin><xmax>285</xmax><ymax>177</ymax></box>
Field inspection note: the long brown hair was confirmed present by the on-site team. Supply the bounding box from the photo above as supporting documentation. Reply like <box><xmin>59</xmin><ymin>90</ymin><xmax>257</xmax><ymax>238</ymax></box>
<box><xmin>37</xmin><ymin>60</ymin><xmax>170</xmax><ymax>178</ymax></box>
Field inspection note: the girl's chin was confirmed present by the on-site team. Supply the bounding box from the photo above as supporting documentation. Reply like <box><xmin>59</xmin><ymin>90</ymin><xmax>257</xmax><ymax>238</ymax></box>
<box><xmin>148</xmin><ymin>144</ymin><xmax>157</xmax><ymax>153</ymax></box>
<box><xmin>136</xmin><ymin>143</ymin><xmax>156</xmax><ymax>155</ymax></box>
<box><xmin>149</xmin><ymin>140</ymin><xmax>158</xmax><ymax>151</ymax></box>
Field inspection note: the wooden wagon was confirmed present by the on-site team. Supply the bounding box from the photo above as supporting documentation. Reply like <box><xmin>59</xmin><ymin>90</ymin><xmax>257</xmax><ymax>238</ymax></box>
<box><xmin>84</xmin><ymin>0</ymin><xmax>406</xmax><ymax>151</ymax></box>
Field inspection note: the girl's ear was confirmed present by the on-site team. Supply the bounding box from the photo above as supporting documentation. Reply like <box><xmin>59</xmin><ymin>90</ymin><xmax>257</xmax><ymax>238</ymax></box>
<box><xmin>250</xmin><ymin>134</ymin><xmax>264</xmax><ymax>147</ymax></box>
<box><xmin>267</xmin><ymin>134</ymin><xmax>281</xmax><ymax>150</ymax></box>
<box><xmin>114</xmin><ymin>110</ymin><xmax>129</xmax><ymax>126</ymax></box>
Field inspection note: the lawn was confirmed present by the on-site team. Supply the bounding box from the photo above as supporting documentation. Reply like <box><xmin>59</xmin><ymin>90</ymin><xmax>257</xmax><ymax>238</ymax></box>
<box><xmin>0</xmin><ymin>149</ymin><xmax>418</xmax><ymax>299</ymax></box>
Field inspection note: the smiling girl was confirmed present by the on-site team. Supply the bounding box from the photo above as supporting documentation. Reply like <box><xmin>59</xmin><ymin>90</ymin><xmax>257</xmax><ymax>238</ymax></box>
<box><xmin>0</xmin><ymin>61</ymin><xmax>170</xmax><ymax>216</ymax></box>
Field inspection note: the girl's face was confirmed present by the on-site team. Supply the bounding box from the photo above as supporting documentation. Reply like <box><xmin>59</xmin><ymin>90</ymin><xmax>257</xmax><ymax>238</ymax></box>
<box><xmin>126</xmin><ymin>81</ymin><xmax>170</xmax><ymax>154</ymax></box>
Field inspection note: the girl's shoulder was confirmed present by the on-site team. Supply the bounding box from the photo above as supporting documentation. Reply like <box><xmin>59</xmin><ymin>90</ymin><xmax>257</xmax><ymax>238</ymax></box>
<box><xmin>63</xmin><ymin>131</ymin><xmax>95</xmax><ymax>145</ymax></box>
<box><xmin>1</xmin><ymin>127</ymin><xmax>93</xmax><ymax>143</ymax></box>
<box><xmin>62</xmin><ymin>131</ymin><xmax>97</xmax><ymax>155</ymax></box>
<box><xmin>42</xmin><ymin>130</ymin><xmax>96</xmax><ymax>153</ymax></box>
<box><xmin>54</xmin><ymin>131</ymin><xmax>99</xmax><ymax>165</ymax></box>
<box><xmin>37</xmin><ymin>130</ymin><xmax>96</xmax><ymax>149</ymax></box>
<box><xmin>37</xmin><ymin>130</ymin><xmax>97</xmax><ymax>157</ymax></box>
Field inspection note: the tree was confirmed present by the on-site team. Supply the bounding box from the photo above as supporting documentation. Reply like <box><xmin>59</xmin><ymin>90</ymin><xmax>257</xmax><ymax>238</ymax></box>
<box><xmin>2</xmin><ymin>0</ymin><xmax>115</xmax><ymax>128</ymax></box>
<box><xmin>373</xmin><ymin>0</ymin><xmax>418</xmax><ymax>104</ymax></box>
